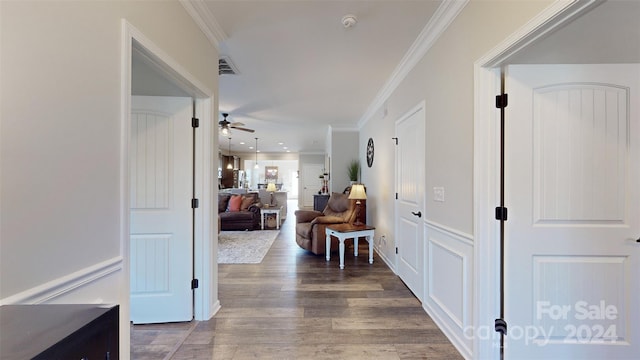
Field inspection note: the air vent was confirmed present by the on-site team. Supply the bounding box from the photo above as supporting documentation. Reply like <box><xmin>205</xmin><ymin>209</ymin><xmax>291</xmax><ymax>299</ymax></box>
<box><xmin>219</xmin><ymin>56</ymin><xmax>239</xmax><ymax>75</ymax></box>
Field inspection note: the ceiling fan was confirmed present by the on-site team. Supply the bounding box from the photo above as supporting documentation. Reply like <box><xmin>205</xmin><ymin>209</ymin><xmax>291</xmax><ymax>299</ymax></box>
<box><xmin>219</xmin><ymin>113</ymin><xmax>255</xmax><ymax>135</ymax></box>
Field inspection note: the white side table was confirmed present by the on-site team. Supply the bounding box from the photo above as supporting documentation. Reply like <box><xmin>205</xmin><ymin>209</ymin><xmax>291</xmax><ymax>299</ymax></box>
<box><xmin>325</xmin><ymin>223</ymin><xmax>375</xmax><ymax>269</ymax></box>
<box><xmin>260</xmin><ymin>206</ymin><xmax>282</xmax><ymax>230</ymax></box>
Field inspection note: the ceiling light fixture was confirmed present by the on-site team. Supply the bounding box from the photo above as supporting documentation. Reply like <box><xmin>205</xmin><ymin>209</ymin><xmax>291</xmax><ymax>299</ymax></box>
<box><xmin>341</xmin><ymin>14</ymin><xmax>357</xmax><ymax>28</ymax></box>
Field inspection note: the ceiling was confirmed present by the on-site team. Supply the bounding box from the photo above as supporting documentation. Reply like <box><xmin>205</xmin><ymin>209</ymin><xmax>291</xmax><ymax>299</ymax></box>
<box><xmin>203</xmin><ymin>0</ymin><xmax>442</xmax><ymax>154</ymax></box>
<box><xmin>132</xmin><ymin>1</ymin><xmax>639</xmax><ymax>155</ymax></box>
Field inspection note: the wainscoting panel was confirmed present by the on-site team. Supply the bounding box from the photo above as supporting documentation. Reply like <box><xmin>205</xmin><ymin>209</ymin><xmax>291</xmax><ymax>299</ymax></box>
<box><xmin>424</xmin><ymin>221</ymin><xmax>474</xmax><ymax>358</ymax></box>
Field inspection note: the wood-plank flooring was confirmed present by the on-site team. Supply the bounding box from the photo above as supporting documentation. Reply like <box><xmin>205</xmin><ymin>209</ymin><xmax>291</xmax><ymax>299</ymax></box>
<box><xmin>131</xmin><ymin>201</ymin><xmax>463</xmax><ymax>359</ymax></box>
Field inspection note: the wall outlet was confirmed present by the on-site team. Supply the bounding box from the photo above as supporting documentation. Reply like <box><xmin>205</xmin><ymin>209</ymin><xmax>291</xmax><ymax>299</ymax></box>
<box><xmin>433</xmin><ymin>187</ymin><xmax>445</xmax><ymax>202</ymax></box>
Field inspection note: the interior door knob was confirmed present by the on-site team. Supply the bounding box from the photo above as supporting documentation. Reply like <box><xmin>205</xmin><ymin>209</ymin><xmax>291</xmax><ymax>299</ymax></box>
<box><xmin>636</xmin><ymin>237</ymin><xmax>640</xmax><ymax>243</ymax></box>
<box><xmin>411</xmin><ymin>211</ymin><xmax>422</xmax><ymax>218</ymax></box>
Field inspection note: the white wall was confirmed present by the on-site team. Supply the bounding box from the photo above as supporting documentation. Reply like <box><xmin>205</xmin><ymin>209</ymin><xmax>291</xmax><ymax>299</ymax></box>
<box><xmin>329</xmin><ymin>129</ymin><xmax>359</xmax><ymax>193</ymax></box>
<box><xmin>358</xmin><ymin>1</ymin><xmax>552</xmax><ymax>358</ymax></box>
<box><xmin>0</xmin><ymin>1</ymin><xmax>218</xmax><ymax>358</ymax></box>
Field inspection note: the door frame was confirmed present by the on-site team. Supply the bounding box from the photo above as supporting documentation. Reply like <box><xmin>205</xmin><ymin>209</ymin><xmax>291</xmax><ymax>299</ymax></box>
<box><xmin>394</xmin><ymin>101</ymin><xmax>426</xmax><ymax>301</ymax></box>
<box><xmin>473</xmin><ymin>1</ymin><xmax>603</xmax><ymax>358</ymax></box>
<box><xmin>121</xmin><ymin>20</ymin><xmax>218</xmax><ymax>344</ymax></box>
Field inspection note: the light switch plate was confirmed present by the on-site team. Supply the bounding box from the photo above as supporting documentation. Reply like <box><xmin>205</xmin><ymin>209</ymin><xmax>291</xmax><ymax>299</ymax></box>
<box><xmin>433</xmin><ymin>187</ymin><xmax>445</xmax><ymax>202</ymax></box>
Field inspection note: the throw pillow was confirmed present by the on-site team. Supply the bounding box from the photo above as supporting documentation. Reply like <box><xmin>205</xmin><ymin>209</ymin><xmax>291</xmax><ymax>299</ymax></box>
<box><xmin>240</xmin><ymin>195</ymin><xmax>255</xmax><ymax>211</ymax></box>
<box><xmin>227</xmin><ymin>194</ymin><xmax>242</xmax><ymax>212</ymax></box>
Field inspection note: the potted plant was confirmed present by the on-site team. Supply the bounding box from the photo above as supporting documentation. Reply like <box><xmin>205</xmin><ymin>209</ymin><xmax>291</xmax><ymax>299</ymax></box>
<box><xmin>347</xmin><ymin>159</ymin><xmax>360</xmax><ymax>184</ymax></box>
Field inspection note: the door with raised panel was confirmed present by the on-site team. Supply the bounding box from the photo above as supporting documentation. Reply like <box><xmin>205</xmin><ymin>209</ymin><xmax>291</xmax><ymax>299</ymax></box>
<box><xmin>302</xmin><ymin>163</ymin><xmax>323</xmax><ymax>208</ymax></box>
<box><xmin>130</xmin><ymin>96</ymin><xmax>193</xmax><ymax>324</ymax></box>
<box><xmin>395</xmin><ymin>105</ymin><xmax>425</xmax><ymax>301</ymax></box>
<box><xmin>504</xmin><ymin>64</ymin><xmax>640</xmax><ymax>358</ymax></box>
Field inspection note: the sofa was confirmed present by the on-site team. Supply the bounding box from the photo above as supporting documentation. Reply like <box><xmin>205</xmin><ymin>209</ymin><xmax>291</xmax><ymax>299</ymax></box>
<box><xmin>294</xmin><ymin>192</ymin><xmax>357</xmax><ymax>255</ymax></box>
<box><xmin>218</xmin><ymin>192</ymin><xmax>262</xmax><ymax>231</ymax></box>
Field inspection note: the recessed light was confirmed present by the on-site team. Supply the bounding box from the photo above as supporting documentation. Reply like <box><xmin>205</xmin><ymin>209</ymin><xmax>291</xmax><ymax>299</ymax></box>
<box><xmin>240</xmin><ymin>142</ymin><xmax>245</xmax><ymax>145</ymax></box>
<box><xmin>249</xmin><ymin>146</ymin><xmax>254</xmax><ymax>149</ymax></box>
<box><xmin>283</xmin><ymin>146</ymin><xmax>288</xmax><ymax>150</ymax></box>
<box><xmin>278</xmin><ymin>142</ymin><xmax>284</xmax><ymax>145</ymax></box>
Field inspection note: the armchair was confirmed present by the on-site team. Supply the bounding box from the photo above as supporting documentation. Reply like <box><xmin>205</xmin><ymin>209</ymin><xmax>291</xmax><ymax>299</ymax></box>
<box><xmin>294</xmin><ymin>192</ymin><xmax>357</xmax><ymax>255</ymax></box>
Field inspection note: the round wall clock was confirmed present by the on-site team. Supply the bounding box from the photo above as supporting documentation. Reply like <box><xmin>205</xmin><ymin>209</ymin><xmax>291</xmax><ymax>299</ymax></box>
<box><xmin>366</xmin><ymin>138</ymin><xmax>374</xmax><ymax>167</ymax></box>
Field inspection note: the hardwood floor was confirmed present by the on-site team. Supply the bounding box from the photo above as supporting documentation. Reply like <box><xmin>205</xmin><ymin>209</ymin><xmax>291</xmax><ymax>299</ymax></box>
<box><xmin>131</xmin><ymin>201</ymin><xmax>463</xmax><ymax>359</ymax></box>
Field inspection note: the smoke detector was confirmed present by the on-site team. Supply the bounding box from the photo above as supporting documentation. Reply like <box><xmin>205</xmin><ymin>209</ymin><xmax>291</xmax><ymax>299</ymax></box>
<box><xmin>341</xmin><ymin>14</ymin><xmax>357</xmax><ymax>29</ymax></box>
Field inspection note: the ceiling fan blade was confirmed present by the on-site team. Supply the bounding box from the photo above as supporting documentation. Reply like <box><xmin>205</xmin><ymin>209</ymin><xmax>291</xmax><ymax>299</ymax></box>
<box><xmin>231</xmin><ymin>126</ymin><xmax>255</xmax><ymax>133</ymax></box>
<box><xmin>230</xmin><ymin>122</ymin><xmax>245</xmax><ymax>127</ymax></box>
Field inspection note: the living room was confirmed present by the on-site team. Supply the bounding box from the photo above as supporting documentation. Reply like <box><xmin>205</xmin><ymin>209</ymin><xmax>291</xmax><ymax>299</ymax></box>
<box><xmin>2</xmin><ymin>1</ymin><xmax>639</xmax><ymax>360</ymax></box>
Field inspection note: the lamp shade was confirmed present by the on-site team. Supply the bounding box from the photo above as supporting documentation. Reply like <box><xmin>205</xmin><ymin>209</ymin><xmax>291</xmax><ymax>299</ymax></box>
<box><xmin>348</xmin><ymin>184</ymin><xmax>367</xmax><ymax>200</ymax></box>
<box><xmin>266</xmin><ymin>183</ymin><xmax>277</xmax><ymax>192</ymax></box>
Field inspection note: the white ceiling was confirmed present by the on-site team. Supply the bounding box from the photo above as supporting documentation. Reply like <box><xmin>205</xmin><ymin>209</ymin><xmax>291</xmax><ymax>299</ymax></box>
<box><xmin>132</xmin><ymin>1</ymin><xmax>639</xmax><ymax>155</ymax></box>
<box><xmin>205</xmin><ymin>0</ymin><xmax>441</xmax><ymax>154</ymax></box>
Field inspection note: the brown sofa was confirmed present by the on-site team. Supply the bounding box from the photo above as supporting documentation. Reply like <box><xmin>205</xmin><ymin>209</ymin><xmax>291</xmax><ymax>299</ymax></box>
<box><xmin>218</xmin><ymin>192</ymin><xmax>262</xmax><ymax>231</ymax></box>
<box><xmin>294</xmin><ymin>192</ymin><xmax>357</xmax><ymax>255</ymax></box>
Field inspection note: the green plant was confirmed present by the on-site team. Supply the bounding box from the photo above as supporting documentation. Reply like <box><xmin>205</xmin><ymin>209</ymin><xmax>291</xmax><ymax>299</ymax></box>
<box><xmin>347</xmin><ymin>159</ymin><xmax>360</xmax><ymax>182</ymax></box>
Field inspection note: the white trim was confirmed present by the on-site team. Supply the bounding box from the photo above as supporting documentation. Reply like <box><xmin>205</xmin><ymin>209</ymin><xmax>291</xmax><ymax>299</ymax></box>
<box><xmin>423</xmin><ymin>222</ymin><xmax>474</xmax><ymax>359</ymax></box>
<box><xmin>424</xmin><ymin>219</ymin><xmax>473</xmax><ymax>246</ymax></box>
<box><xmin>472</xmin><ymin>1</ymin><xmax>599</xmax><ymax>359</ymax></box>
<box><xmin>373</xmin><ymin>244</ymin><xmax>397</xmax><ymax>274</ymax></box>
<box><xmin>329</xmin><ymin>126</ymin><xmax>359</xmax><ymax>133</ymax></box>
<box><xmin>0</xmin><ymin>257</ymin><xmax>123</xmax><ymax>305</ymax></box>
<box><xmin>122</xmin><ymin>19</ymin><xmax>216</xmax><ymax>326</ymax></box>
<box><xmin>478</xmin><ymin>0</ymin><xmax>601</xmax><ymax>68</ymax></box>
<box><xmin>179</xmin><ymin>0</ymin><xmax>227</xmax><ymax>49</ymax></box>
<box><xmin>394</xmin><ymin>100</ymin><xmax>426</xmax><ymax>300</ymax></box>
<box><xmin>357</xmin><ymin>0</ymin><xmax>468</xmax><ymax>129</ymax></box>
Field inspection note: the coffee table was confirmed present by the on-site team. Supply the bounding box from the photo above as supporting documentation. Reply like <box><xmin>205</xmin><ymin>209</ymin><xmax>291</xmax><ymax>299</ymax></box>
<box><xmin>260</xmin><ymin>206</ymin><xmax>282</xmax><ymax>230</ymax></box>
<box><xmin>325</xmin><ymin>223</ymin><xmax>375</xmax><ymax>269</ymax></box>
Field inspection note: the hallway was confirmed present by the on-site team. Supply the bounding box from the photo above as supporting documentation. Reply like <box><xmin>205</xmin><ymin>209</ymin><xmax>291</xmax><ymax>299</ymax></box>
<box><xmin>132</xmin><ymin>201</ymin><xmax>463</xmax><ymax>359</ymax></box>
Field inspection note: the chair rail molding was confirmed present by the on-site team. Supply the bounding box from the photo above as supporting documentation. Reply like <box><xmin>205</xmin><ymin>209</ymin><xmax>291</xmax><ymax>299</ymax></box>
<box><xmin>0</xmin><ymin>256</ymin><xmax>123</xmax><ymax>305</ymax></box>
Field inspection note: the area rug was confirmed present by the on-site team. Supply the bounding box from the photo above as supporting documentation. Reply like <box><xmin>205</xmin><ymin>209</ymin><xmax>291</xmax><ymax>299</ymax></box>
<box><xmin>218</xmin><ymin>230</ymin><xmax>279</xmax><ymax>264</ymax></box>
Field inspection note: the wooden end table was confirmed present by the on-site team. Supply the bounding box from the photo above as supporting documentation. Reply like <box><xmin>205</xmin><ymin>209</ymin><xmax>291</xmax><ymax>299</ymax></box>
<box><xmin>325</xmin><ymin>223</ymin><xmax>375</xmax><ymax>269</ymax></box>
<box><xmin>260</xmin><ymin>206</ymin><xmax>282</xmax><ymax>230</ymax></box>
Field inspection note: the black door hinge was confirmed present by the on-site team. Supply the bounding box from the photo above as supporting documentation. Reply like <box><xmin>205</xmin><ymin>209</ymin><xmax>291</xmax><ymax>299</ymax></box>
<box><xmin>495</xmin><ymin>318</ymin><xmax>508</xmax><ymax>335</ymax></box>
<box><xmin>496</xmin><ymin>94</ymin><xmax>508</xmax><ymax>109</ymax></box>
<box><xmin>191</xmin><ymin>279</ymin><xmax>199</xmax><ymax>289</ymax></box>
<box><xmin>395</xmin><ymin>193</ymin><xmax>398</xmax><ymax>200</ymax></box>
<box><xmin>395</xmin><ymin>247</ymin><xmax>398</xmax><ymax>254</ymax></box>
<box><xmin>192</xmin><ymin>117</ymin><xmax>199</xmax><ymax>128</ymax></box>
<box><xmin>495</xmin><ymin>207</ymin><xmax>508</xmax><ymax>221</ymax></box>
<box><xmin>191</xmin><ymin>198</ymin><xmax>199</xmax><ymax>209</ymax></box>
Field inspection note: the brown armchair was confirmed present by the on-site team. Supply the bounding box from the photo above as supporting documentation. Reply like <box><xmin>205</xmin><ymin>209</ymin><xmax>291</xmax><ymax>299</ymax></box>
<box><xmin>294</xmin><ymin>192</ymin><xmax>357</xmax><ymax>255</ymax></box>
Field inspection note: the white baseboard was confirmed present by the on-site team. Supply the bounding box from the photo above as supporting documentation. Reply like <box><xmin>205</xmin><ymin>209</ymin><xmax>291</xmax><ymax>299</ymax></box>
<box><xmin>373</xmin><ymin>244</ymin><xmax>396</xmax><ymax>274</ymax></box>
<box><xmin>0</xmin><ymin>256</ymin><xmax>123</xmax><ymax>305</ymax></box>
<box><xmin>209</xmin><ymin>299</ymin><xmax>222</xmax><ymax>318</ymax></box>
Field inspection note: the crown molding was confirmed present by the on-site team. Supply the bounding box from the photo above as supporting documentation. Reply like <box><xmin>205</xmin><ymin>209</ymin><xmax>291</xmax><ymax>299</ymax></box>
<box><xmin>357</xmin><ymin>0</ymin><xmax>469</xmax><ymax>129</ymax></box>
<box><xmin>330</xmin><ymin>125</ymin><xmax>359</xmax><ymax>133</ymax></box>
<box><xmin>180</xmin><ymin>0</ymin><xmax>227</xmax><ymax>49</ymax></box>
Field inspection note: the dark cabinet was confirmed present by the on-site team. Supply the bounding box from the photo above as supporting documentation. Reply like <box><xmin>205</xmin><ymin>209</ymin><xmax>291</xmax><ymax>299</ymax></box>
<box><xmin>0</xmin><ymin>304</ymin><xmax>119</xmax><ymax>360</ymax></box>
<box><xmin>313</xmin><ymin>194</ymin><xmax>329</xmax><ymax>211</ymax></box>
<box><xmin>220</xmin><ymin>155</ymin><xmax>234</xmax><ymax>188</ymax></box>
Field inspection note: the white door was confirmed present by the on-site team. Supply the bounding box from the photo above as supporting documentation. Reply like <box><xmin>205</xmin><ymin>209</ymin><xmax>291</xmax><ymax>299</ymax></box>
<box><xmin>130</xmin><ymin>96</ymin><xmax>193</xmax><ymax>324</ymax></box>
<box><xmin>504</xmin><ymin>64</ymin><xmax>640</xmax><ymax>358</ymax></box>
<box><xmin>395</xmin><ymin>105</ymin><xmax>425</xmax><ymax>301</ymax></box>
<box><xmin>302</xmin><ymin>163</ymin><xmax>323</xmax><ymax>208</ymax></box>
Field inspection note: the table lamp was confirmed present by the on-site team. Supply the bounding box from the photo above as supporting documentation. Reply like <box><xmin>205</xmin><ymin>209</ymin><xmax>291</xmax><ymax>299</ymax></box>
<box><xmin>266</xmin><ymin>182</ymin><xmax>277</xmax><ymax>206</ymax></box>
<box><xmin>348</xmin><ymin>184</ymin><xmax>367</xmax><ymax>226</ymax></box>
